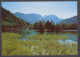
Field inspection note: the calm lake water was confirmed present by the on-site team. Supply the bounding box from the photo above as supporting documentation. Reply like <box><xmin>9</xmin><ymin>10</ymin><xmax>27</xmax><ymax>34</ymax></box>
<box><xmin>19</xmin><ymin>29</ymin><xmax>78</xmax><ymax>43</ymax></box>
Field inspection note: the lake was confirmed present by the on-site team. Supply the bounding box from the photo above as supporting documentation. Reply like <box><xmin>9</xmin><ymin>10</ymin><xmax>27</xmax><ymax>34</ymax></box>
<box><xmin>19</xmin><ymin>29</ymin><xmax>78</xmax><ymax>43</ymax></box>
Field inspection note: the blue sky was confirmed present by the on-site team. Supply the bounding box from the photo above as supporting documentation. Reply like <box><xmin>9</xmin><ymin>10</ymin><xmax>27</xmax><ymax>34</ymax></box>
<box><xmin>1</xmin><ymin>1</ymin><xmax>77</xmax><ymax>19</ymax></box>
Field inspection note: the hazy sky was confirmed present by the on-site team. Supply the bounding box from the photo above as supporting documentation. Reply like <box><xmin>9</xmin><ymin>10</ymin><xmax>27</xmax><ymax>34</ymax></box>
<box><xmin>1</xmin><ymin>1</ymin><xmax>77</xmax><ymax>19</ymax></box>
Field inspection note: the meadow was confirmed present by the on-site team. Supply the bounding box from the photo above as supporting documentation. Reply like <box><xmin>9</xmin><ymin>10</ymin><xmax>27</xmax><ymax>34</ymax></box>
<box><xmin>2</xmin><ymin>32</ymin><xmax>78</xmax><ymax>56</ymax></box>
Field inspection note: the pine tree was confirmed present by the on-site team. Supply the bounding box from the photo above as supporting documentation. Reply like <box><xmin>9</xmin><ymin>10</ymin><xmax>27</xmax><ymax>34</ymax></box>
<box><xmin>38</xmin><ymin>21</ymin><xmax>44</xmax><ymax>33</ymax></box>
<box><xmin>45</xmin><ymin>20</ymin><xmax>52</xmax><ymax>32</ymax></box>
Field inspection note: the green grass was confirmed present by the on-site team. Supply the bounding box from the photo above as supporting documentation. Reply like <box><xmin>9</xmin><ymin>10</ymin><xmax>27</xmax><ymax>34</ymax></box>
<box><xmin>28</xmin><ymin>33</ymin><xmax>69</xmax><ymax>40</ymax></box>
<box><xmin>2</xmin><ymin>32</ymin><xmax>78</xmax><ymax>56</ymax></box>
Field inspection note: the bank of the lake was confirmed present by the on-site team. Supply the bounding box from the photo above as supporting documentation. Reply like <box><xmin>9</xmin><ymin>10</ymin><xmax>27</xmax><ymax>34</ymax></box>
<box><xmin>19</xmin><ymin>29</ymin><xmax>78</xmax><ymax>43</ymax></box>
<box><xmin>2</xmin><ymin>29</ymin><xmax>78</xmax><ymax>55</ymax></box>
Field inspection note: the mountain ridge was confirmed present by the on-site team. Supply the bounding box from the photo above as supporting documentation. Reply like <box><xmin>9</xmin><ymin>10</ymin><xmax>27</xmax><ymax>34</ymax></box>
<box><xmin>14</xmin><ymin>12</ymin><xmax>63</xmax><ymax>24</ymax></box>
<box><xmin>59</xmin><ymin>16</ymin><xmax>77</xmax><ymax>24</ymax></box>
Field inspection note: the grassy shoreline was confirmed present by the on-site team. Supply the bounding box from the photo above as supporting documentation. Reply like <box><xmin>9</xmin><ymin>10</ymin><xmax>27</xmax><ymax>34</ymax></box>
<box><xmin>28</xmin><ymin>33</ymin><xmax>69</xmax><ymax>40</ymax></box>
<box><xmin>2</xmin><ymin>32</ymin><xmax>78</xmax><ymax>56</ymax></box>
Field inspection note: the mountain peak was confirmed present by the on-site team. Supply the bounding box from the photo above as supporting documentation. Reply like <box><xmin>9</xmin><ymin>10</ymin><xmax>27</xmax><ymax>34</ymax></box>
<box><xmin>15</xmin><ymin>12</ymin><xmax>22</xmax><ymax>14</ymax></box>
<box><xmin>14</xmin><ymin>12</ymin><xmax>64</xmax><ymax>24</ymax></box>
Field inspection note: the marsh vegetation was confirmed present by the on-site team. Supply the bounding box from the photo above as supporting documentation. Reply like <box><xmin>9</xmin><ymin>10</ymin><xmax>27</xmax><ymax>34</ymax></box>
<box><xmin>2</xmin><ymin>30</ymin><xmax>78</xmax><ymax>56</ymax></box>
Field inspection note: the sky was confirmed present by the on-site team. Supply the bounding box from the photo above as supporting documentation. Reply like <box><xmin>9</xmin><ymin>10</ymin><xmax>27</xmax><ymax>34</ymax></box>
<box><xmin>1</xmin><ymin>1</ymin><xmax>77</xmax><ymax>19</ymax></box>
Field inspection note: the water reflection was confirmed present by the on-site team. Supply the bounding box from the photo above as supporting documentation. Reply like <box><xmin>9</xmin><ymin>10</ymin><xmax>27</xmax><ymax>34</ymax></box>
<box><xmin>19</xmin><ymin>29</ymin><xmax>78</xmax><ymax>43</ymax></box>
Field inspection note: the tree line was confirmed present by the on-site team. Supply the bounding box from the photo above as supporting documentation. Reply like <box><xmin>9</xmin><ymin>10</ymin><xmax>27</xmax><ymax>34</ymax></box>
<box><xmin>33</xmin><ymin>20</ymin><xmax>77</xmax><ymax>33</ymax></box>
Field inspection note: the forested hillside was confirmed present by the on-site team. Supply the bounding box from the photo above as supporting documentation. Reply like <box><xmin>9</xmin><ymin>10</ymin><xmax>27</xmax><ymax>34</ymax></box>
<box><xmin>2</xmin><ymin>7</ymin><xmax>31</xmax><ymax>32</ymax></box>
